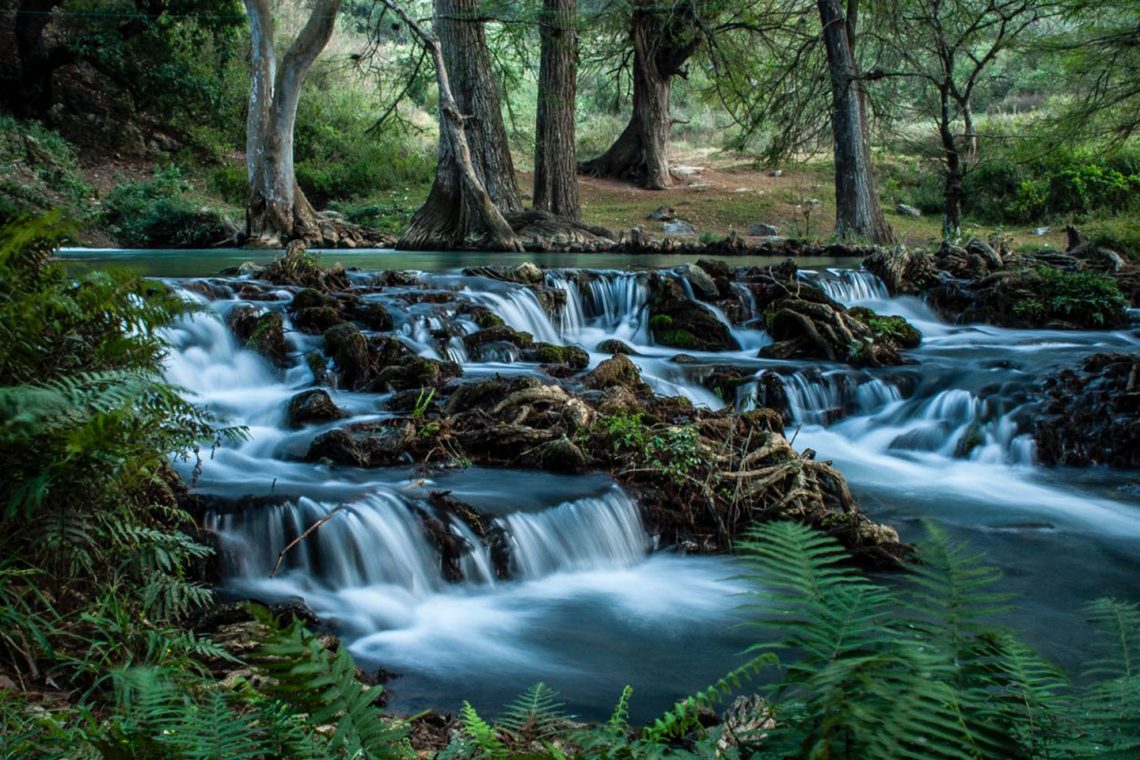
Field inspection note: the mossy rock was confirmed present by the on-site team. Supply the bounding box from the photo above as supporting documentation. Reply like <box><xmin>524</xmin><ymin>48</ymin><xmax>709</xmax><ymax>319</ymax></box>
<box><xmin>648</xmin><ymin>276</ymin><xmax>740</xmax><ymax>351</ymax></box>
<box><xmin>353</xmin><ymin>301</ymin><xmax>393</xmax><ymax>331</ymax></box>
<box><xmin>230</xmin><ymin>309</ymin><xmax>288</xmax><ymax>367</ymax></box>
<box><xmin>293</xmin><ymin>305</ymin><xmax>344</xmax><ymax>334</ymax></box>
<box><xmin>596</xmin><ymin>339</ymin><xmax>638</xmax><ymax>355</ymax></box>
<box><xmin>375</xmin><ymin>357</ymin><xmax>461</xmax><ymax>391</ymax></box>
<box><xmin>464</xmin><ymin>325</ymin><xmax>535</xmax><ymax>350</ymax></box>
<box><xmin>289</xmin><ymin>288</ymin><xmax>338</xmax><ymax>312</ymax></box>
<box><xmin>848</xmin><ymin>307</ymin><xmax>922</xmax><ymax>349</ymax></box>
<box><xmin>531</xmin><ymin>343</ymin><xmax>590</xmax><ymax>369</ymax></box>
<box><xmin>323</xmin><ymin>322</ymin><xmax>371</xmax><ymax>389</ymax></box>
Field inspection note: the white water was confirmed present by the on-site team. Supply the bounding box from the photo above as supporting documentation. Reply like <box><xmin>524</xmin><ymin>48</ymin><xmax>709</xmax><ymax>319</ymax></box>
<box><xmin>158</xmin><ymin>260</ymin><xmax>1140</xmax><ymax>717</ymax></box>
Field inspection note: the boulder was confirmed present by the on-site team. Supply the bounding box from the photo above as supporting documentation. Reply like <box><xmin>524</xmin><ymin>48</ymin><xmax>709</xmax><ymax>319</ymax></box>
<box><xmin>375</xmin><ymin>357</ymin><xmax>461</xmax><ymax>392</ymax></box>
<box><xmin>585</xmin><ymin>354</ymin><xmax>650</xmax><ymax>394</ymax></box>
<box><xmin>323</xmin><ymin>323</ymin><xmax>371</xmax><ymax>390</ymax></box>
<box><xmin>749</xmin><ymin>223</ymin><xmax>780</xmax><ymax>237</ymax></box>
<box><xmin>305</xmin><ymin>429</ymin><xmax>367</xmax><ymax>467</ymax></box>
<box><xmin>896</xmin><ymin>203</ymin><xmax>922</xmax><ymax>218</ymax></box>
<box><xmin>1035</xmin><ymin>353</ymin><xmax>1140</xmax><ymax>469</ymax></box>
<box><xmin>596</xmin><ymin>339</ymin><xmax>638</xmax><ymax>355</ymax></box>
<box><xmin>648</xmin><ymin>206</ymin><xmax>676</xmax><ymax>222</ymax></box>
<box><xmin>663</xmin><ymin>220</ymin><xmax>696</xmax><ymax>237</ymax></box>
<box><xmin>685</xmin><ymin>263</ymin><xmax>720</xmax><ymax>301</ymax></box>
<box><xmin>228</xmin><ymin>307</ymin><xmax>289</xmax><ymax>367</ymax></box>
<box><xmin>293</xmin><ymin>305</ymin><xmax>344</xmax><ymax>334</ymax></box>
<box><xmin>648</xmin><ymin>276</ymin><xmax>740</xmax><ymax>352</ymax></box>
<box><xmin>287</xmin><ymin>389</ymin><xmax>344</xmax><ymax>428</ymax></box>
<box><xmin>528</xmin><ymin>343</ymin><xmax>590</xmax><ymax>370</ymax></box>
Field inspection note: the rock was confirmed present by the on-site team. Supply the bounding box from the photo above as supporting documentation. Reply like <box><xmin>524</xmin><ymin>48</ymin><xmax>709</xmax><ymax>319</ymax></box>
<box><xmin>323</xmin><ymin>323</ymin><xmax>371</xmax><ymax>389</ymax></box>
<box><xmin>515</xmin><ymin>262</ymin><xmax>544</xmax><ymax>284</ymax></box>
<box><xmin>529</xmin><ymin>343</ymin><xmax>590</xmax><ymax>370</ymax></box>
<box><xmin>353</xmin><ymin>301</ymin><xmax>393</xmax><ymax>331</ymax></box>
<box><xmin>648</xmin><ymin>276</ymin><xmax>741</xmax><ymax>352</ymax></box>
<box><xmin>464</xmin><ymin>325</ymin><xmax>535</xmax><ymax>351</ymax></box>
<box><xmin>375</xmin><ymin>357</ymin><xmax>461</xmax><ymax>392</ymax></box>
<box><xmin>695</xmin><ymin>258</ymin><xmax>733</xmax><ymax>281</ymax></box>
<box><xmin>896</xmin><ymin>203</ymin><xmax>922</xmax><ymax>218</ymax></box>
<box><xmin>863</xmin><ymin>248</ymin><xmax>939</xmax><ymax>295</ymax></box>
<box><xmin>663</xmin><ymin>220</ymin><xmax>696</xmax><ymax>236</ymax></box>
<box><xmin>749</xmin><ymin>223</ymin><xmax>781</xmax><ymax>237</ymax></box>
<box><xmin>289</xmin><ymin>288</ymin><xmax>337</xmax><ymax>312</ymax></box>
<box><xmin>228</xmin><ymin>307</ymin><xmax>289</xmax><ymax>367</ymax></box>
<box><xmin>648</xmin><ymin>206</ymin><xmax>676</xmax><ymax>222</ymax></box>
<box><xmin>1065</xmin><ymin>224</ymin><xmax>1088</xmax><ymax>251</ymax></box>
<box><xmin>293</xmin><ymin>306</ymin><xmax>344</xmax><ymax>334</ymax></box>
<box><xmin>685</xmin><ymin>263</ymin><xmax>720</xmax><ymax>301</ymax></box>
<box><xmin>1035</xmin><ymin>353</ymin><xmax>1140</xmax><ymax>469</ymax></box>
<box><xmin>306</xmin><ymin>429</ymin><xmax>367</xmax><ymax>467</ymax></box>
<box><xmin>584</xmin><ymin>354</ymin><xmax>648</xmax><ymax>394</ymax></box>
<box><xmin>596</xmin><ymin>339</ymin><xmax>637</xmax><ymax>355</ymax></box>
<box><xmin>768</xmin><ymin>169</ymin><xmax>783</xmax><ymax>177</ymax></box>
<box><xmin>287</xmin><ymin>389</ymin><xmax>344</xmax><ymax>428</ymax></box>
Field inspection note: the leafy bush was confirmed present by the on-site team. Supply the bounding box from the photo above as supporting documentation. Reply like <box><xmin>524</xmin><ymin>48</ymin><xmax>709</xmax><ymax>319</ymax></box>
<box><xmin>1012</xmin><ymin>266</ymin><xmax>1127</xmax><ymax>326</ymax></box>
<box><xmin>0</xmin><ymin>117</ymin><xmax>92</xmax><ymax>223</ymax></box>
<box><xmin>102</xmin><ymin>165</ymin><xmax>233</xmax><ymax>247</ymax></box>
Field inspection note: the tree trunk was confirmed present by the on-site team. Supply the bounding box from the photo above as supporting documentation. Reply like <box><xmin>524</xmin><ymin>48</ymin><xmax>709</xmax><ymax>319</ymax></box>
<box><xmin>939</xmin><ymin>87</ymin><xmax>964</xmax><ymax>243</ymax></box>
<box><xmin>382</xmin><ymin>0</ymin><xmax>522</xmax><ymax>251</ymax></box>
<box><xmin>533</xmin><ymin>0</ymin><xmax>581</xmax><ymax>221</ymax></box>
<box><xmin>817</xmin><ymin>0</ymin><xmax>894</xmax><ymax>245</ymax></box>
<box><xmin>244</xmin><ymin>0</ymin><xmax>339</xmax><ymax>247</ymax></box>
<box><xmin>435</xmin><ymin>0</ymin><xmax>522</xmax><ymax>213</ymax></box>
<box><xmin>962</xmin><ymin>99</ymin><xmax>978</xmax><ymax>162</ymax></box>
<box><xmin>578</xmin><ymin>0</ymin><xmax>701</xmax><ymax>190</ymax></box>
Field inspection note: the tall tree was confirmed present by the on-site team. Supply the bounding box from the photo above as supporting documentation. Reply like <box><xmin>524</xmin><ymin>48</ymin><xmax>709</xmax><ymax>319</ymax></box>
<box><xmin>533</xmin><ymin>0</ymin><xmax>582</xmax><ymax>220</ymax></box>
<box><xmin>817</xmin><ymin>0</ymin><xmax>894</xmax><ymax>243</ymax></box>
<box><xmin>879</xmin><ymin>0</ymin><xmax>1050</xmax><ymax>241</ymax></box>
<box><xmin>379</xmin><ymin>0</ymin><xmax>522</xmax><ymax>250</ymax></box>
<box><xmin>436</xmin><ymin>0</ymin><xmax>523</xmax><ymax>213</ymax></box>
<box><xmin>579</xmin><ymin>0</ymin><xmax>702</xmax><ymax>190</ymax></box>
<box><xmin>243</xmin><ymin>0</ymin><xmax>342</xmax><ymax>246</ymax></box>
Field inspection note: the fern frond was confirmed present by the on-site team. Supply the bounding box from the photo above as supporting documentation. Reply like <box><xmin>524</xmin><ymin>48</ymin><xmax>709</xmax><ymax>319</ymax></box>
<box><xmin>497</xmin><ymin>681</ymin><xmax>565</xmax><ymax>744</ymax></box>
<box><xmin>1083</xmin><ymin>598</ymin><xmax>1140</xmax><ymax>680</ymax></box>
<box><xmin>645</xmin><ymin>653</ymin><xmax>777</xmax><ymax>742</ymax></box>
<box><xmin>460</xmin><ymin>701</ymin><xmax>507</xmax><ymax>759</ymax></box>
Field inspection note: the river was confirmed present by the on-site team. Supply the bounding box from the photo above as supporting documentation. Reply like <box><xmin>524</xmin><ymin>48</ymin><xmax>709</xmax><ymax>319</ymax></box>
<box><xmin>59</xmin><ymin>247</ymin><xmax>1140</xmax><ymax>722</ymax></box>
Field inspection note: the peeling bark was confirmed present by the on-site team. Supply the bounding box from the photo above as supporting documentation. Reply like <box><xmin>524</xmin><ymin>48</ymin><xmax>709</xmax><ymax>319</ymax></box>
<box><xmin>533</xmin><ymin>0</ymin><xmax>581</xmax><ymax>221</ymax></box>
<box><xmin>578</xmin><ymin>0</ymin><xmax>701</xmax><ymax>190</ymax></box>
<box><xmin>244</xmin><ymin>0</ymin><xmax>340</xmax><ymax>247</ymax></box>
<box><xmin>817</xmin><ymin>0</ymin><xmax>894</xmax><ymax>245</ymax></box>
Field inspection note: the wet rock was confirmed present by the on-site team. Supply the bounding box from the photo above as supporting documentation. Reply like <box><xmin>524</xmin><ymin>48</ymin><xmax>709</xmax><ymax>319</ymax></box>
<box><xmin>323</xmin><ymin>323</ymin><xmax>372</xmax><ymax>389</ymax></box>
<box><xmin>695</xmin><ymin>257</ymin><xmax>733</xmax><ymax>281</ymax></box>
<box><xmin>718</xmin><ymin>695</ymin><xmax>777</xmax><ymax>752</ymax></box>
<box><xmin>306</xmin><ymin>429</ymin><xmax>368</xmax><ymax>467</ymax></box>
<box><xmin>464</xmin><ymin>325</ymin><xmax>535</xmax><ymax>351</ymax></box>
<box><xmin>670</xmin><ymin>354</ymin><xmax>699</xmax><ymax>364</ymax></box>
<box><xmin>965</xmin><ymin>237</ymin><xmax>1004</xmax><ymax>271</ymax></box>
<box><xmin>228</xmin><ymin>307</ymin><xmax>289</xmax><ymax>367</ymax></box>
<box><xmin>749</xmin><ymin>223</ymin><xmax>781</xmax><ymax>237</ymax></box>
<box><xmin>648</xmin><ymin>276</ymin><xmax>740</xmax><ymax>351</ymax></box>
<box><xmin>1035</xmin><ymin>353</ymin><xmax>1140</xmax><ymax>469</ymax></box>
<box><xmin>753</xmin><ymin>371</ymin><xmax>792</xmax><ymax>424</ymax></box>
<box><xmin>585</xmin><ymin>354</ymin><xmax>650</xmax><ymax>394</ymax></box>
<box><xmin>685</xmin><ymin>263</ymin><xmax>720</xmax><ymax>301</ymax></box>
<box><xmin>375</xmin><ymin>357</ymin><xmax>461</xmax><ymax>392</ymax></box>
<box><xmin>896</xmin><ymin>203</ymin><xmax>922</xmax><ymax>218</ymax></box>
<box><xmin>353</xmin><ymin>301</ymin><xmax>394</xmax><ymax>331</ymax></box>
<box><xmin>759</xmin><ymin>298</ymin><xmax>907</xmax><ymax>367</ymax></box>
<box><xmin>847</xmin><ymin>307</ymin><xmax>922</xmax><ymax>349</ymax></box>
<box><xmin>287</xmin><ymin>389</ymin><xmax>344</xmax><ymax>427</ymax></box>
<box><xmin>648</xmin><ymin>206</ymin><xmax>676</xmax><ymax>222</ymax></box>
<box><xmin>290</xmin><ymin>288</ymin><xmax>338</xmax><ymax>312</ymax></box>
<box><xmin>529</xmin><ymin>343</ymin><xmax>590</xmax><ymax>370</ymax></box>
<box><xmin>515</xmin><ymin>262</ymin><xmax>545</xmax><ymax>284</ymax></box>
<box><xmin>293</xmin><ymin>305</ymin><xmax>344</xmax><ymax>334</ymax></box>
<box><xmin>596</xmin><ymin>339</ymin><xmax>638</xmax><ymax>355</ymax></box>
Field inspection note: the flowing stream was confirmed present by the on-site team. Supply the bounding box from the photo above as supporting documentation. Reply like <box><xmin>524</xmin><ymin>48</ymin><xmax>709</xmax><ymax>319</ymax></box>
<box><xmin>62</xmin><ymin>248</ymin><xmax>1140</xmax><ymax>720</ymax></box>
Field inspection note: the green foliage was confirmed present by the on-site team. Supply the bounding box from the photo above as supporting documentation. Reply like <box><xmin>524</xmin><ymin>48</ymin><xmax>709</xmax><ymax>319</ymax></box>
<box><xmin>102</xmin><ymin>166</ymin><xmax>233</xmax><ymax>247</ymax></box>
<box><xmin>1012</xmin><ymin>266</ymin><xmax>1127</xmax><ymax>326</ymax></box>
<box><xmin>0</xmin><ymin>117</ymin><xmax>93</xmax><ymax>223</ymax></box>
<box><xmin>251</xmin><ymin>613</ymin><xmax>410</xmax><ymax>758</ymax></box>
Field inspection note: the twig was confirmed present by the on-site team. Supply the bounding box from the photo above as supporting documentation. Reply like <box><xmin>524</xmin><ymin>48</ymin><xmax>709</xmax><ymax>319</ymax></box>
<box><xmin>270</xmin><ymin>505</ymin><xmax>346</xmax><ymax>577</ymax></box>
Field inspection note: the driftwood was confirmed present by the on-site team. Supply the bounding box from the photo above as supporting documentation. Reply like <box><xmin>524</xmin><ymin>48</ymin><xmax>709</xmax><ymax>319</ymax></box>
<box><xmin>269</xmin><ymin>505</ymin><xmax>345</xmax><ymax>577</ymax></box>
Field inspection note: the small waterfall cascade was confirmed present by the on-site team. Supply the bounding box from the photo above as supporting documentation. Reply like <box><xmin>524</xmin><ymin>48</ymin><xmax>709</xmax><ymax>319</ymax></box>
<box><xmin>503</xmin><ymin>489</ymin><xmax>649</xmax><ymax>577</ymax></box>
<box><xmin>778</xmin><ymin>371</ymin><xmax>903</xmax><ymax>426</ymax></box>
<box><xmin>207</xmin><ymin>487</ymin><xmax>651</xmax><ymax>595</ymax></box>
<box><xmin>800</xmin><ymin>268</ymin><xmax>889</xmax><ymax>304</ymax></box>
<box><xmin>545</xmin><ymin>270</ymin><xmax>651</xmax><ymax>342</ymax></box>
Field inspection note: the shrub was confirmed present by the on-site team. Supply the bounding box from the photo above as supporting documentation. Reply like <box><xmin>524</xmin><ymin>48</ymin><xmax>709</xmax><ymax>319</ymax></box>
<box><xmin>0</xmin><ymin>117</ymin><xmax>92</xmax><ymax>223</ymax></box>
<box><xmin>1012</xmin><ymin>266</ymin><xmax>1127</xmax><ymax>327</ymax></box>
<box><xmin>102</xmin><ymin>165</ymin><xmax>232</xmax><ymax>247</ymax></box>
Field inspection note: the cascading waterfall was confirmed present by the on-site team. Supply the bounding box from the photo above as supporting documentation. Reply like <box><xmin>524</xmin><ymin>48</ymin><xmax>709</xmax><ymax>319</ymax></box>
<box><xmin>800</xmin><ymin>268</ymin><xmax>890</xmax><ymax>304</ymax></box>
<box><xmin>142</xmin><ymin>255</ymin><xmax>1140</xmax><ymax>719</ymax></box>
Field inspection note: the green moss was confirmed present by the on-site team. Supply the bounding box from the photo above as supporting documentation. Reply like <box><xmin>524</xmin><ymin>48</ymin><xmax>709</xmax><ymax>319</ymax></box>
<box><xmin>659</xmin><ymin>329</ymin><xmax>699</xmax><ymax>349</ymax></box>
<box><xmin>534</xmin><ymin>344</ymin><xmax>589</xmax><ymax>369</ymax></box>
<box><xmin>649</xmin><ymin>314</ymin><xmax>674</xmax><ymax>329</ymax></box>
<box><xmin>849</xmin><ymin>307</ymin><xmax>923</xmax><ymax>348</ymax></box>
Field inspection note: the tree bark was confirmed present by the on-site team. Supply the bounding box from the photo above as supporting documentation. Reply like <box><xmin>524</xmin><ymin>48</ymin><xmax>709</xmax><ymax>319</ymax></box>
<box><xmin>817</xmin><ymin>0</ymin><xmax>894</xmax><ymax>245</ymax></box>
<box><xmin>244</xmin><ymin>0</ymin><xmax>340</xmax><ymax>247</ymax></box>
<box><xmin>533</xmin><ymin>0</ymin><xmax>581</xmax><ymax>221</ymax></box>
<box><xmin>578</xmin><ymin>0</ymin><xmax>701</xmax><ymax>190</ymax></box>
<box><xmin>435</xmin><ymin>0</ymin><xmax>522</xmax><ymax>214</ymax></box>
<box><xmin>381</xmin><ymin>0</ymin><xmax>522</xmax><ymax>251</ymax></box>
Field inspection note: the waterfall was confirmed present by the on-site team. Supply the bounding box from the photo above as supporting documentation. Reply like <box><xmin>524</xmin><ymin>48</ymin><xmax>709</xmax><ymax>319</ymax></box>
<box><xmin>466</xmin><ymin>285</ymin><xmax>563</xmax><ymax>345</ymax></box>
<box><xmin>800</xmin><ymin>268</ymin><xmax>889</xmax><ymax>304</ymax></box>
<box><xmin>503</xmin><ymin>488</ymin><xmax>649</xmax><ymax>577</ymax></box>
